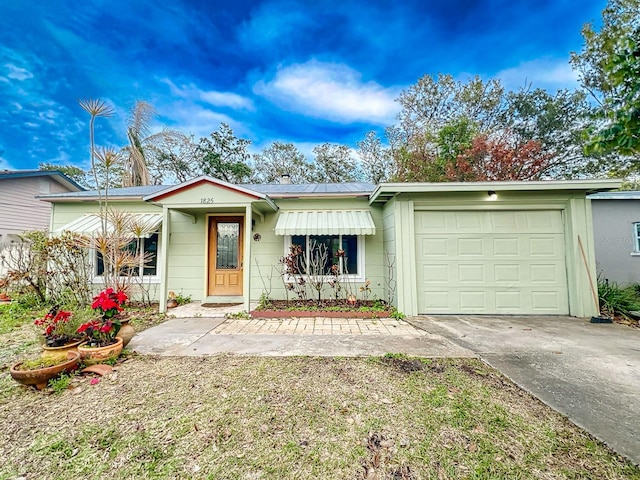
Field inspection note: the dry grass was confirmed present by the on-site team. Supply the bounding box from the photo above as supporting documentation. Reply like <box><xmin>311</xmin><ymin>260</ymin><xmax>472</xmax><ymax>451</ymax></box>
<box><xmin>1</xmin><ymin>355</ymin><xmax>638</xmax><ymax>479</ymax></box>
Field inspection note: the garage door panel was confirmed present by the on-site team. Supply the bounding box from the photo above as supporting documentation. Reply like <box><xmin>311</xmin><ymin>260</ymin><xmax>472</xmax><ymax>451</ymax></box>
<box><xmin>418</xmin><ymin>237</ymin><xmax>448</xmax><ymax>256</ymax></box>
<box><xmin>531</xmin><ymin>291</ymin><xmax>563</xmax><ymax>310</ymax></box>
<box><xmin>494</xmin><ymin>264</ymin><xmax>520</xmax><ymax>283</ymax></box>
<box><xmin>494</xmin><ymin>291</ymin><xmax>522</xmax><ymax>310</ymax></box>
<box><xmin>459</xmin><ymin>291</ymin><xmax>487</xmax><ymax>310</ymax></box>
<box><xmin>416</xmin><ymin>211</ymin><xmax>447</xmax><ymax>231</ymax></box>
<box><xmin>458</xmin><ymin>264</ymin><xmax>485</xmax><ymax>283</ymax></box>
<box><xmin>422</xmin><ymin>264</ymin><xmax>449</xmax><ymax>283</ymax></box>
<box><xmin>529</xmin><ymin>237</ymin><xmax>561</xmax><ymax>256</ymax></box>
<box><xmin>454</xmin><ymin>212</ymin><xmax>483</xmax><ymax>230</ymax></box>
<box><xmin>415</xmin><ymin>210</ymin><xmax>569</xmax><ymax>315</ymax></box>
<box><xmin>493</xmin><ymin>237</ymin><xmax>520</xmax><ymax>256</ymax></box>
<box><xmin>457</xmin><ymin>238</ymin><xmax>484</xmax><ymax>255</ymax></box>
<box><xmin>422</xmin><ymin>290</ymin><xmax>451</xmax><ymax>309</ymax></box>
<box><xmin>523</xmin><ymin>210</ymin><xmax>564</xmax><ymax>232</ymax></box>
<box><xmin>490</xmin><ymin>211</ymin><xmax>518</xmax><ymax>230</ymax></box>
<box><xmin>530</xmin><ymin>264</ymin><xmax>560</xmax><ymax>283</ymax></box>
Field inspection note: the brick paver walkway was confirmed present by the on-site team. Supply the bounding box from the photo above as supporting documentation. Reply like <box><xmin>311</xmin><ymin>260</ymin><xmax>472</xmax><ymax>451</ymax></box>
<box><xmin>212</xmin><ymin>318</ymin><xmax>427</xmax><ymax>336</ymax></box>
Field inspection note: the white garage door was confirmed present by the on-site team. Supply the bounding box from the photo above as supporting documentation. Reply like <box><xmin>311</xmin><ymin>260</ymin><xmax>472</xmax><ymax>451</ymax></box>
<box><xmin>415</xmin><ymin>210</ymin><xmax>569</xmax><ymax>315</ymax></box>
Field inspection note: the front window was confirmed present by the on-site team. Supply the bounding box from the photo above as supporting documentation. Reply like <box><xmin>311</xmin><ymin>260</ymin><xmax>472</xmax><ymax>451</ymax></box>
<box><xmin>96</xmin><ymin>233</ymin><xmax>159</xmax><ymax>277</ymax></box>
<box><xmin>635</xmin><ymin>223</ymin><xmax>640</xmax><ymax>252</ymax></box>
<box><xmin>290</xmin><ymin>234</ymin><xmax>359</xmax><ymax>275</ymax></box>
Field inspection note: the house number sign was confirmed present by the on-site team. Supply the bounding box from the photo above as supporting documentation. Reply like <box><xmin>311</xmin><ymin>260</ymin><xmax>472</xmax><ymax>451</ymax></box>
<box><xmin>200</xmin><ymin>197</ymin><xmax>215</xmax><ymax>204</ymax></box>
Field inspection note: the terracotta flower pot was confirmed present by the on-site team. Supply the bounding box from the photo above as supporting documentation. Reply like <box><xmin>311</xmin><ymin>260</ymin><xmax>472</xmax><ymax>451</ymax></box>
<box><xmin>78</xmin><ymin>337</ymin><xmax>123</xmax><ymax>366</ymax></box>
<box><xmin>11</xmin><ymin>351</ymin><xmax>80</xmax><ymax>390</ymax></box>
<box><xmin>118</xmin><ymin>319</ymin><xmax>135</xmax><ymax>347</ymax></box>
<box><xmin>41</xmin><ymin>339</ymin><xmax>83</xmax><ymax>363</ymax></box>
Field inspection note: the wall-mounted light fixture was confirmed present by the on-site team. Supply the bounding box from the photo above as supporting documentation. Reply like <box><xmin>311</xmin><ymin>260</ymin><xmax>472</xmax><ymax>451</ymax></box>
<box><xmin>488</xmin><ymin>190</ymin><xmax>497</xmax><ymax>201</ymax></box>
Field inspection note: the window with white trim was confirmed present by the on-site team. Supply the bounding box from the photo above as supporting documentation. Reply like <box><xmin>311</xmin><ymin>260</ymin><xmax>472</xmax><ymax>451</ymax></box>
<box><xmin>96</xmin><ymin>233</ymin><xmax>159</xmax><ymax>277</ymax></box>
<box><xmin>634</xmin><ymin>223</ymin><xmax>640</xmax><ymax>252</ymax></box>
<box><xmin>287</xmin><ymin>234</ymin><xmax>363</xmax><ymax>277</ymax></box>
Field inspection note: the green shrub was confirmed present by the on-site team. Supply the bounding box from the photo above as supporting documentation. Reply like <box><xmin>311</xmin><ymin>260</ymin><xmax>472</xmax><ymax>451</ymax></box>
<box><xmin>598</xmin><ymin>279</ymin><xmax>640</xmax><ymax>318</ymax></box>
<box><xmin>49</xmin><ymin>373</ymin><xmax>74</xmax><ymax>393</ymax></box>
<box><xmin>174</xmin><ymin>291</ymin><xmax>191</xmax><ymax>306</ymax></box>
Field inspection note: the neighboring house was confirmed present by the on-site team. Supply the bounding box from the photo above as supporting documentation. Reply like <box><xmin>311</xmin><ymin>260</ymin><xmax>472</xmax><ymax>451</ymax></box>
<box><xmin>0</xmin><ymin>169</ymin><xmax>84</xmax><ymax>242</ymax></box>
<box><xmin>40</xmin><ymin>176</ymin><xmax>618</xmax><ymax>317</ymax></box>
<box><xmin>589</xmin><ymin>191</ymin><xmax>640</xmax><ymax>284</ymax></box>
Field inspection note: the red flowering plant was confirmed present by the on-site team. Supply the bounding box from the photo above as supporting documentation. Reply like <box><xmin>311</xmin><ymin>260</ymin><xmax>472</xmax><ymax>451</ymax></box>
<box><xmin>77</xmin><ymin>288</ymin><xmax>128</xmax><ymax>347</ymax></box>
<box><xmin>34</xmin><ymin>306</ymin><xmax>83</xmax><ymax>347</ymax></box>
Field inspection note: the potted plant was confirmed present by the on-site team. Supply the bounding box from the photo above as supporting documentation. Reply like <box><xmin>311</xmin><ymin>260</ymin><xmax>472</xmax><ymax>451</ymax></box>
<box><xmin>77</xmin><ymin>288</ymin><xmax>127</xmax><ymax>365</ymax></box>
<box><xmin>36</xmin><ymin>307</ymin><xmax>85</xmax><ymax>362</ymax></box>
<box><xmin>10</xmin><ymin>351</ymin><xmax>80</xmax><ymax>390</ymax></box>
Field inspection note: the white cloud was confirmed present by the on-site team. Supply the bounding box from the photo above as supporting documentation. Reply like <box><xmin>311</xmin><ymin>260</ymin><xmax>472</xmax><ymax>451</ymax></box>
<box><xmin>0</xmin><ymin>155</ymin><xmax>13</xmax><ymax>170</ymax></box>
<box><xmin>254</xmin><ymin>60</ymin><xmax>401</xmax><ymax>125</ymax></box>
<box><xmin>38</xmin><ymin>109</ymin><xmax>59</xmax><ymax>125</ymax></box>
<box><xmin>495</xmin><ymin>57</ymin><xmax>579</xmax><ymax>91</ymax></box>
<box><xmin>200</xmin><ymin>90</ymin><xmax>254</xmax><ymax>110</ymax></box>
<box><xmin>156</xmin><ymin>100</ymin><xmax>243</xmax><ymax>140</ymax></box>
<box><xmin>5</xmin><ymin>63</ymin><xmax>34</xmax><ymax>81</ymax></box>
<box><xmin>161</xmin><ymin>78</ymin><xmax>254</xmax><ymax>110</ymax></box>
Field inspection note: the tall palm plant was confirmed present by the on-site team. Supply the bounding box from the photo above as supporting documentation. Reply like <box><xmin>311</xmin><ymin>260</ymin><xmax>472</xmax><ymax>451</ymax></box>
<box><xmin>123</xmin><ymin>101</ymin><xmax>154</xmax><ymax>187</ymax></box>
<box><xmin>78</xmin><ymin>98</ymin><xmax>114</xmax><ymax>191</ymax></box>
<box><xmin>78</xmin><ymin>98</ymin><xmax>114</xmax><ymax>233</ymax></box>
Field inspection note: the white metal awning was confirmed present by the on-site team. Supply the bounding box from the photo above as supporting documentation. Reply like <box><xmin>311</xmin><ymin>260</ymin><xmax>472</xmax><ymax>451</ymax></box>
<box><xmin>55</xmin><ymin>213</ymin><xmax>163</xmax><ymax>237</ymax></box>
<box><xmin>274</xmin><ymin>211</ymin><xmax>376</xmax><ymax>236</ymax></box>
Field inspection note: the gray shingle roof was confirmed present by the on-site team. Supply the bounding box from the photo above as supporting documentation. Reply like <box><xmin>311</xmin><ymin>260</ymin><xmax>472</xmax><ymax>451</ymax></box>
<box><xmin>40</xmin><ymin>182</ymin><xmax>375</xmax><ymax>200</ymax></box>
<box><xmin>588</xmin><ymin>191</ymin><xmax>640</xmax><ymax>200</ymax></box>
<box><xmin>1</xmin><ymin>169</ymin><xmax>84</xmax><ymax>191</ymax></box>
<box><xmin>239</xmin><ymin>182</ymin><xmax>375</xmax><ymax>195</ymax></box>
<box><xmin>39</xmin><ymin>185</ymin><xmax>168</xmax><ymax>199</ymax></box>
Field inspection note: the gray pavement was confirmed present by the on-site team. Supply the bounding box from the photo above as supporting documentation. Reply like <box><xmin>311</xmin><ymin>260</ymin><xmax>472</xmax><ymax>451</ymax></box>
<box><xmin>128</xmin><ymin>316</ymin><xmax>474</xmax><ymax>357</ymax></box>
<box><xmin>407</xmin><ymin>315</ymin><xmax>640</xmax><ymax>466</ymax></box>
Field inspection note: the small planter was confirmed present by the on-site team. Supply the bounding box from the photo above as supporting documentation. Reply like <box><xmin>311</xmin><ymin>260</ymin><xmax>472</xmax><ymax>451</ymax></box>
<box><xmin>10</xmin><ymin>351</ymin><xmax>80</xmax><ymax>390</ymax></box>
<box><xmin>41</xmin><ymin>339</ymin><xmax>83</xmax><ymax>363</ymax></box>
<box><xmin>250</xmin><ymin>310</ymin><xmax>392</xmax><ymax>319</ymax></box>
<box><xmin>167</xmin><ymin>298</ymin><xmax>178</xmax><ymax>309</ymax></box>
<box><xmin>78</xmin><ymin>337</ymin><xmax>123</xmax><ymax>366</ymax></box>
<box><xmin>118</xmin><ymin>319</ymin><xmax>135</xmax><ymax>347</ymax></box>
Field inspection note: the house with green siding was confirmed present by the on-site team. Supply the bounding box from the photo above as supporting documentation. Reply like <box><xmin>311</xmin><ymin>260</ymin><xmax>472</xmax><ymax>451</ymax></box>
<box><xmin>40</xmin><ymin>176</ymin><xmax>619</xmax><ymax>317</ymax></box>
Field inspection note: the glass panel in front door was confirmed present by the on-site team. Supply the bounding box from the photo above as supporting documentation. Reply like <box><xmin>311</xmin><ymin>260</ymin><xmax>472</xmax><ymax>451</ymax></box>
<box><xmin>216</xmin><ymin>222</ymin><xmax>239</xmax><ymax>269</ymax></box>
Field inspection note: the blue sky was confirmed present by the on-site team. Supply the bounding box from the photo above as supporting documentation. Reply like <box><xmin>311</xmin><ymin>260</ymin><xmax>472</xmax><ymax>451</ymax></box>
<box><xmin>0</xmin><ymin>0</ymin><xmax>606</xmax><ymax>172</ymax></box>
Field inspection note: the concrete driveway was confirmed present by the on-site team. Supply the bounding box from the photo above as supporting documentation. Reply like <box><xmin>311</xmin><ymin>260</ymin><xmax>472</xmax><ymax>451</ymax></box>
<box><xmin>407</xmin><ymin>315</ymin><xmax>640</xmax><ymax>466</ymax></box>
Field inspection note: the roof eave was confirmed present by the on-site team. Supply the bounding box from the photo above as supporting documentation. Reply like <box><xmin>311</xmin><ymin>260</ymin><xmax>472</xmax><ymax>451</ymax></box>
<box><xmin>143</xmin><ymin>175</ymin><xmax>279</xmax><ymax>211</ymax></box>
<box><xmin>0</xmin><ymin>170</ymin><xmax>84</xmax><ymax>192</ymax></box>
<box><xmin>369</xmin><ymin>180</ymin><xmax>623</xmax><ymax>204</ymax></box>
<box><xmin>38</xmin><ymin>195</ymin><xmax>146</xmax><ymax>203</ymax></box>
<box><xmin>143</xmin><ymin>175</ymin><xmax>266</xmax><ymax>201</ymax></box>
<box><xmin>269</xmin><ymin>192</ymin><xmax>372</xmax><ymax>199</ymax></box>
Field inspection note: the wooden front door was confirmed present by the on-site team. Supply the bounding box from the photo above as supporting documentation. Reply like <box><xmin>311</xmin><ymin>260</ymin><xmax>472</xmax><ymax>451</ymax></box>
<box><xmin>208</xmin><ymin>216</ymin><xmax>243</xmax><ymax>296</ymax></box>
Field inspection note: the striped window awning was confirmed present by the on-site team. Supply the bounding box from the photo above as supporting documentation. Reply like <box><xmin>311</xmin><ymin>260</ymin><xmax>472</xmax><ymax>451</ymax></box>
<box><xmin>55</xmin><ymin>213</ymin><xmax>163</xmax><ymax>237</ymax></box>
<box><xmin>274</xmin><ymin>211</ymin><xmax>376</xmax><ymax>236</ymax></box>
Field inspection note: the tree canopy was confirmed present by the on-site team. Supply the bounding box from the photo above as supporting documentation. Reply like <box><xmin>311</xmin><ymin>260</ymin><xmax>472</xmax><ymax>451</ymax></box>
<box><xmin>196</xmin><ymin>123</ymin><xmax>252</xmax><ymax>184</ymax></box>
<box><xmin>251</xmin><ymin>142</ymin><xmax>317</xmax><ymax>184</ymax></box>
<box><xmin>571</xmin><ymin>0</ymin><xmax>640</xmax><ymax>164</ymax></box>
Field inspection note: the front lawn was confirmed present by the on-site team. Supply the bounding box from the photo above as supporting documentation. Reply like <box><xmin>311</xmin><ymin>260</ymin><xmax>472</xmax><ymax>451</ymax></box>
<box><xmin>0</xmin><ymin>355</ymin><xmax>638</xmax><ymax>479</ymax></box>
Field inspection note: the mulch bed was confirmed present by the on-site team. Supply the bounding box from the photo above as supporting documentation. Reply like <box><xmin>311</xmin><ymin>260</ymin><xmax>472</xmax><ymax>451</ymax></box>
<box><xmin>252</xmin><ymin>299</ymin><xmax>391</xmax><ymax>318</ymax></box>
